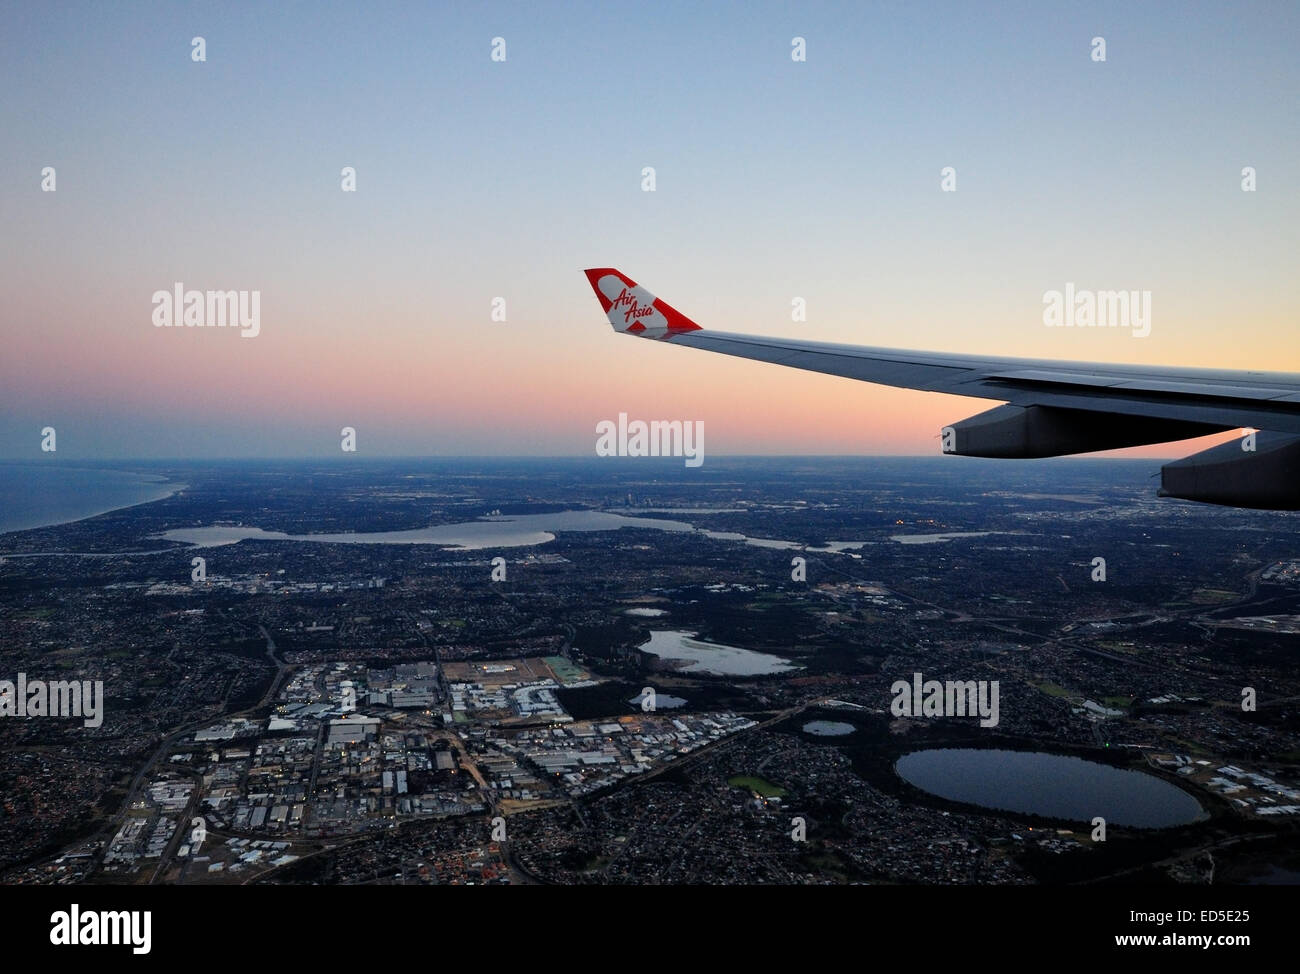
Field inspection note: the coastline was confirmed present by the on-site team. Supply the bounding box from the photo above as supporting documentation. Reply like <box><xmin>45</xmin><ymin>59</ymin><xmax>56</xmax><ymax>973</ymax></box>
<box><xmin>0</xmin><ymin>465</ymin><xmax>185</xmax><ymax>537</ymax></box>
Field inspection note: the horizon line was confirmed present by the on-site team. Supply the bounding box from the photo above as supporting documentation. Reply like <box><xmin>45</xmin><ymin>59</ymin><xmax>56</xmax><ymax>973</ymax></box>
<box><xmin>0</xmin><ymin>453</ymin><xmax>1179</xmax><ymax>464</ymax></box>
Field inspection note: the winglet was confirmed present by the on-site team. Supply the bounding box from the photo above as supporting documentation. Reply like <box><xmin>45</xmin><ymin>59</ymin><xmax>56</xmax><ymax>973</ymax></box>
<box><xmin>583</xmin><ymin>268</ymin><xmax>702</xmax><ymax>338</ymax></box>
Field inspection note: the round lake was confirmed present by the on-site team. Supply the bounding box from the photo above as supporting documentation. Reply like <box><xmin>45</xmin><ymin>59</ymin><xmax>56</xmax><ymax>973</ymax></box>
<box><xmin>895</xmin><ymin>748</ymin><xmax>1205</xmax><ymax>828</ymax></box>
<box><xmin>803</xmin><ymin>720</ymin><xmax>855</xmax><ymax>736</ymax></box>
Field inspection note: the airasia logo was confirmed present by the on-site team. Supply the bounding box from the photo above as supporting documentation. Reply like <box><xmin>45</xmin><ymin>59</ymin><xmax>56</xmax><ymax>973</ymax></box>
<box><xmin>613</xmin><ymin>286</ymin><xmax>656</xmax><ymax>325</ymax></box>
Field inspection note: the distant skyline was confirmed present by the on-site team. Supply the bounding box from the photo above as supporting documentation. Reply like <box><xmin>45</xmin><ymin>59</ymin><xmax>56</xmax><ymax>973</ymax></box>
<box><xmin>3</xmin><ymin>1</ymin><xmax>1297</xmax><ymax>459</ymax></box>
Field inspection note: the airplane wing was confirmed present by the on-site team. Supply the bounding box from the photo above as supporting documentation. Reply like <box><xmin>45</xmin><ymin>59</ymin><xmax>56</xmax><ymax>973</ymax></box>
<box><xmin>583</xmin><ymin>267</ymin><xmax>1300</xmax><ymax>510</ymax></box>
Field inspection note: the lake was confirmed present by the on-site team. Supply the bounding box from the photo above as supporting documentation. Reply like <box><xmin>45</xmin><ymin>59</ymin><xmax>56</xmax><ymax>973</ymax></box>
<box><xmin>637</xmin><ymin>630</ymin><xmax>798</xmax><ymax>677</ymax></box>
<box><xmin>803</xmin><ymin>720</ymin><xmax>856</xmax><ymax>736</ymax></box>
<box><xmin>895</xmin><ymin>748</ymin><xmax>1205</xmax><ymax>828</ymax></box>
<box><xmin>157</xmin><ymin>509</ymin><xmax>870</xmax><ymax>553</ymax></box>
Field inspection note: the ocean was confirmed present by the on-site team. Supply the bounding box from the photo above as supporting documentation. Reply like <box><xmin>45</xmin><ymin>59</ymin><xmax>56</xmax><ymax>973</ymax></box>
<box><xmin>0</xmin><ymin>463</ymin><xmax>177</xmax><ymax>535</ymax></box>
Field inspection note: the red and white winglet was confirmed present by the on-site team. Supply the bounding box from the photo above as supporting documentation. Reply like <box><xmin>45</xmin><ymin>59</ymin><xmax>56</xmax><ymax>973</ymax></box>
<box><xmin>583</xmin><ymin>268</ymin><xmax>703</xmax><ymax>339</ymax></box>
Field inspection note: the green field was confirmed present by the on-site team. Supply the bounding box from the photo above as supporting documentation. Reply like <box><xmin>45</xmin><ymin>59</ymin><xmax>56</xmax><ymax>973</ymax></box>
<box><xmin>544</xmin><ymin>655</ymin><xmax>588</xmax><ymax>685</ymax></box>
<box><xmin>1033</xmin><ymin>681</ymin><xmax>1074</xmax><ymax>699</ymax></box>
<box><xmin>727</xmin><ymin>775</ymin><xmax>787</xmax><ymax>798</ymax></box>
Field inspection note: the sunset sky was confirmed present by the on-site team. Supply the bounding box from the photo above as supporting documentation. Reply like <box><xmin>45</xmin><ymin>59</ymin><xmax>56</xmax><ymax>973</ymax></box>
<box><xmin>2</xmin><ymin>1</ymin><xmax>1297</xmax><ymax>459</ymax></box>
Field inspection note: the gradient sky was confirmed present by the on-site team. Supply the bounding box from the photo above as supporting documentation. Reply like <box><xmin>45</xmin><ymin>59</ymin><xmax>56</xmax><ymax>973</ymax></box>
<box><xmin>2</xmin><ymin>1</ymin><xmax>1297</xmax><ymax>459</ymax></box>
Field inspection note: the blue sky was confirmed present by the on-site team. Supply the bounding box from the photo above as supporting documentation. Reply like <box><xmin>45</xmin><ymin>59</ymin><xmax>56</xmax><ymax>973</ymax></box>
<box><xmin>1</xmin><ymin>1</ymin><xmax>1296</xmax><ymax>457</ymax></box>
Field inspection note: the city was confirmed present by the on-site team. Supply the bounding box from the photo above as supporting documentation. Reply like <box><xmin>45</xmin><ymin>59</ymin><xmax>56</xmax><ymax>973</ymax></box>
<box><xmin>2</xmin><ymin>457</ymin><xmax>1297</xmax><ymax>887</ymax></box>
